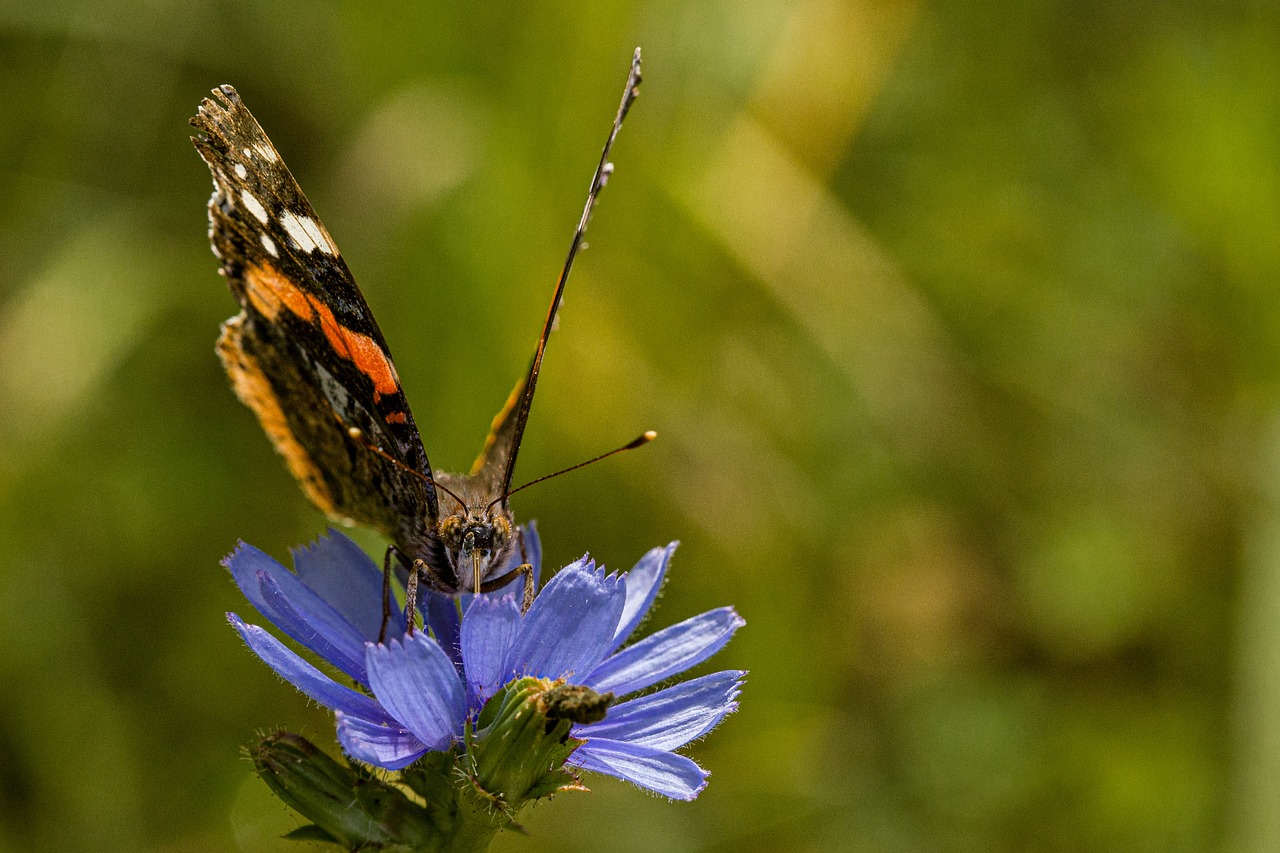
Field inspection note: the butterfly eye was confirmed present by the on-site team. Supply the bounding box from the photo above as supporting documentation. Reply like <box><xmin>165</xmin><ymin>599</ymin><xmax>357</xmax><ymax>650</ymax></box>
<box><xmin>437</xmin><ymin>515</ymin><xmax>463</xmax><ymax>546</ymax></box>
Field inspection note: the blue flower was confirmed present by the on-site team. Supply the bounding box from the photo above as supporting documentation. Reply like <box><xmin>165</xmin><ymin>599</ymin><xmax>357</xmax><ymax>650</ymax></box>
<box><xmin>225</xmin><ymin>526</ymin><xmax>745</xmax><ymax>800</ymax></box>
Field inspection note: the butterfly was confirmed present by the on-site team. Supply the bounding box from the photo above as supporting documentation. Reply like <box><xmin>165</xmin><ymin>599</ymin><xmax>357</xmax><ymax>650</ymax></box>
<box><xmin>191</xmin><ymin>50</ymin><xmax>645</xmax><ymax>621</ymax></box>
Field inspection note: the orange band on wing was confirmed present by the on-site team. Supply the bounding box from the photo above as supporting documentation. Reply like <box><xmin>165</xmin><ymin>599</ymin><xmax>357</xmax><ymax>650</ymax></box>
<box><xmin>243</xmin><ymin>261</ymin><xmax>401</xmax><ymax>399</ymax></box>
<box><xmin>470</xmin><ymin>377</ymin><xmax>525</xmax><ymax>476</ymax></box>
<box><xmin>245</xmin><ymin>263</ymin><xmax>312</xmax><ymax>321</ymax></box>
<box><xmin>243</xmin><ymin>267</ymin><xmax>282</xmax><ymax>320</ymax></box>
<box><xmin>304</xmin><ymin>293</ymin><xmax>400</xmax><ymax>397</ymax></box>
<box><xmin>337</xmin><ymin>319</ymin><xmax>400</xmax><ymax>397</ymax></box>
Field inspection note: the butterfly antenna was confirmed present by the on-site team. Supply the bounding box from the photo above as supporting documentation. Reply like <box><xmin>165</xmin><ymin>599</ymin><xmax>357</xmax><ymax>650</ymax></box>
<box><xmin>344</xmin><ymin>424</ymin><xmax>468</xmax><ymax>512</ymax></box>
<box><xmin>489</xmin><ymin>430</ymin><xmax>656</xmax><ymax>510</ymax></box>
<box><xmin>497</xmin><ymin>48</ymin><xmax>643</xmax><ymax>498</ymax></box>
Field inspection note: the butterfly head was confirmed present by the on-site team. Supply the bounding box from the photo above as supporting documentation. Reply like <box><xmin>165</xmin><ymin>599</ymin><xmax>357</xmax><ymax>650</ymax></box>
<box><xmin>437</xmin><ymin>510</ymin><xmax>513</xmax><ymax>594</ymax></box>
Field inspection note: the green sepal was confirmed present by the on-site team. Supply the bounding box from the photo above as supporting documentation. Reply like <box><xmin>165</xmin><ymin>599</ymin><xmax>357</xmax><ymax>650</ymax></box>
<box><xmin>466</xmin><ymin>678</ymin><xmax>613</xmax><ymax>808</ymax></box>
<box><xmin>352</xmin><ymin>772</ymin><xmax>439</xmax><ymax>850</ymax></box>
<box><xmin>283</xmin><ymin>825</ymin><xmax>341</xmax><ymax>843</ymax></box>
<box><xmin>249</xmin><ymin>731</ymin><xmax>438</xmax><ymax>851</ymax></box>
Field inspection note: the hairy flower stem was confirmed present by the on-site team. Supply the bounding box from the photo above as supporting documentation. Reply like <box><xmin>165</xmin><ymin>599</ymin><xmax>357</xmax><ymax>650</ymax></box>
<box><xmin>437</xmin><ymin>790</ymin><xmax>509</xmax><ymax>853</ymax></box>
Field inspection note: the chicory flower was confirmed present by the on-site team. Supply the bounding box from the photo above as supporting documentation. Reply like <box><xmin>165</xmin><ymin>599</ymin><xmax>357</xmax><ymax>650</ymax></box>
<box><xmin>225</xmin><ymin>526</ymin><xmax>743</xmax><ymax>800</ymax></box>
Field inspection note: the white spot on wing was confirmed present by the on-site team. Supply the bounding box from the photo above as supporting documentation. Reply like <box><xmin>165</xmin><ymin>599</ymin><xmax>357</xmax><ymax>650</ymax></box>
<box><xmin>260</xmin><ymin>234</ymin><xmax>278</xmax><ymax>257</ymax></box>
<box><xmin>243</xmin><ymin>147</ymin><xmax>253</xmax><ymax>158</ymax></box>
<box><xmin>234</xmin><ymin>163</ymin><xmax>248</xmax><ymax>179</ymax></box>
<box><xmin>279</xmin><ymin>210</ymin><xmax>319</xmax><ymax>253</ymax></box>
<box><xmin>298</xmin><ymin>215</ymin><xmax>334</xmax><ymax>256</ymax></box>
<box><xmin>254</xmin><ymin>143</ymin><xmax>279</xmax><ymax>163</ymax></box>
<box><xmin>240</xmin><ymin>190</ymin><xmax>269</xmax><ymax>224</ymax></box>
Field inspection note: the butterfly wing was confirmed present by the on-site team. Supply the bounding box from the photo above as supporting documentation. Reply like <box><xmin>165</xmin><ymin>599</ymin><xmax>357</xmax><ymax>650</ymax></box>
<box><xmin>467</xmin><ymin>373</ymin><xmax>527</xmax><ymax>495</ymax></box>
<box><xmin>466</xmin><ymin>51</ymin><xmax>645</xmax><ymax>504</ymax></box>
<box><xmin>191</xmin><ymin>85</ymin><xmax>438</xmax><ymax>543</ymax></box>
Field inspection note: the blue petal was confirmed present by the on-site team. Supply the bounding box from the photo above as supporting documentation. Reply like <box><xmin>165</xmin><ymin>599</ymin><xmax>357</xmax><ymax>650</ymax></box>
<box><xmin>423</xmin><ymin>589</ymin><xmax>463</xmax><ymax>668</ymax></box>
<box><xmin>228</xmin><ymin>614</ymin><xmax>394</xmax><ymax>724</ymax></box>
<box><xmin>577</xmin><ymin>671</ymin><xmax>743</xmax><ymax>750</ymax></box>
<box><xmin>225</xmin><ymin>543</ymin><xmax>370</xmax><ymax>683</ymax></box>
<box><xmin>335</xmin><ymin>711</ymin><xmax>428</xmax><ymax>770</ymax></box>
<box><xmin>586</xmin><ymin>607</ymin><xmax>744</xmax><ymax>696</ymax></box>
<box><xmin>608</xmin><ymin>542</ymin><xmax>675</xmax><ymax>653</ymax></box>
<box><xmin>569</xmin><ymin>738</ymin><xmax>708</xmax><ymax>800</ymax></box>
<box><xmin>257</xmin><ymin>568</ymin><xmax>371</xmax><ymax>681</ymax></box>
<box><xmin>366</xmin><ymin>632</ymin><xmax>466</xmax><ymax>751</ymax></box>
<box><xmin>522</xmin><ymin>521</ymin><xmax>542</xmax><ymax>585</ymax></box>
<box><xmin>292</xmin><ymin>530</ymin><xmax>404</xmax><ymax>641</ymax></box>
<box><xmin>459</xmin><ymin>594</ymin><xmax>522</xmax><ymax>706</ymax></box>
<box><xmin>504</xmin><ymin>559</ymin><xmax>626</xmax><ymax>681</ymax></box>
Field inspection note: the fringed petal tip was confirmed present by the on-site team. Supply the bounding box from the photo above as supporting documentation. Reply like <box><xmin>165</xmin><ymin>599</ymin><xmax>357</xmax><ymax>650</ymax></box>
<box><xmin>586</xmin><ymin>606</ymin><xmax>745</xmax><ymax>697</ymax></box>
<box><xmin>577</xmin><ymin>670</ymin><xmax>745</xmax><ymax>751</ymax></box>
<box><xmin>505</xmin><ymin>561</ymin><xmax>627</xmax><ymax>682</ymax></box>
<box><xmin>611</xmin><ymin>541</ymin><xmax>678</xmax><ymax>651</ymax></box>
<box><xmin>569</xmin><ymin>739</ymin><xmax>710</xmax><ymax>801</ymax></box>
<box><xmin>220</xmin><ymin>539</ymin><xmax>253</xmax><ymax>568</ymax></box>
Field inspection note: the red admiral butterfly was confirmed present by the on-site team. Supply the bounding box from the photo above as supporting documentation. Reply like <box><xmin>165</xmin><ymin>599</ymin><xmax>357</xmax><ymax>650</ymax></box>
<box><xmin>192</xmin><ymin>50</ymin><xmax>646</xmax><ymax>618</ymax></box>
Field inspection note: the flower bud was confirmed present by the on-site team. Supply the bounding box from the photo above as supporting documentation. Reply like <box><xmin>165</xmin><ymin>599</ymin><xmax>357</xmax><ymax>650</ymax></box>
<box><xmin>467</xmin><ymin>677</ymin><xmax>613</xmax><ymax>806</ymax></box>
<box><xmin>249</xmin><ymin>731</ymin><xmax>436</xmax><ymax>849</ymax></box>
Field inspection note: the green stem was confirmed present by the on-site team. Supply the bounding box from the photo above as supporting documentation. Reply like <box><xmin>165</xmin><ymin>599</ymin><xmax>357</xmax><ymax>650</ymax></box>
<box><xmin>437</xmin><ymin>788</ymin><xmax>510</xmax><ymax>853</ymax></box>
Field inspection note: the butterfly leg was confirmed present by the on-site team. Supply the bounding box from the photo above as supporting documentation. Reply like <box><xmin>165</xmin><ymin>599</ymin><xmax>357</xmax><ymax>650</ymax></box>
<box><xmin>516</xmin><ymin>528</ymin><xmax>536</xmax><ymax>613</ymax></box>
<box><xmin>518</xmin><ymin>564</ymin><xmax>535</xmax><ymax>614</ymax></box>
<box><xmin>478</xmin><ymin>563</ymin><xmax>536</xmax><ymax>614</ymax></box>
<box><xmin>404</xmin><ymin>561</ymin><xmax>424</xmax><ymax>633</ymax></box>
<box><xmin>403</xmin><ymin>559</ymin><xmax>457</xmax><ymax>633</ymax></box>
<box><xmin>379</xmin><ymin>546</ymin><xmax>394</xmax><ymax>643</ymax></box>
<box><xmin>378</xmin><ymin>544</ymin><xmax>411</xmax><ymax>643</ymax></box>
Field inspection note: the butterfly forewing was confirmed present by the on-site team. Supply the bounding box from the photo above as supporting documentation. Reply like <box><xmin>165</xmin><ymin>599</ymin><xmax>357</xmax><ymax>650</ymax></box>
<box><xmin>192</xmin><ymin>86</ymin><xmax>439</xmax><ymax>542</ymax></box>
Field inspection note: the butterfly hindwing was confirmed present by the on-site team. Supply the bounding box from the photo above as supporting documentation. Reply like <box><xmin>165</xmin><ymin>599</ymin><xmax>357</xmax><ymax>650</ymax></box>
<box><xmin>192</xmin><ymin>85</ymin><xmax>438</xmax><ymax>542</ymax></box>
<box><xmin>468</xmin><ymin>374</ymin><xmax>527</xmax><ymax>492</ymax></box>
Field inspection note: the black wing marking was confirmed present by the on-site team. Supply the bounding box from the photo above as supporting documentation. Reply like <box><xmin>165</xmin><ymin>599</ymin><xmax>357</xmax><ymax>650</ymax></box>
<box><xmin>191</xmin><ymin>85</ymin><xmax>439</xmax><ymax>539</ymax></box>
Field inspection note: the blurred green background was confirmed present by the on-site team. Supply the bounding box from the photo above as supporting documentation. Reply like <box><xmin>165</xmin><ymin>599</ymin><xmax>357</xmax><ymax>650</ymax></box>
<box><xmin>1</xmin><ymin>1</ymin><xmax>1277</xmax><ymax>850</ymax></box>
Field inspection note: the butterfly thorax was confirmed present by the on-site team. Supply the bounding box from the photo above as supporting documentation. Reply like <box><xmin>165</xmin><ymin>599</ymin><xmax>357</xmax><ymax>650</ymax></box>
<box><xmin>421</xmin><ymin>470</ymin><xmax>515</xmax><ymax>594</ymax></box>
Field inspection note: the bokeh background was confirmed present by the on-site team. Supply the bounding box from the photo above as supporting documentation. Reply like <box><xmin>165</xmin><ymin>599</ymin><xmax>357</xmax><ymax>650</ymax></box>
<box><xmin>1</xmin><ymin>1</ymin><xmax>1277</xmax><ymax>850</ymax></box>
